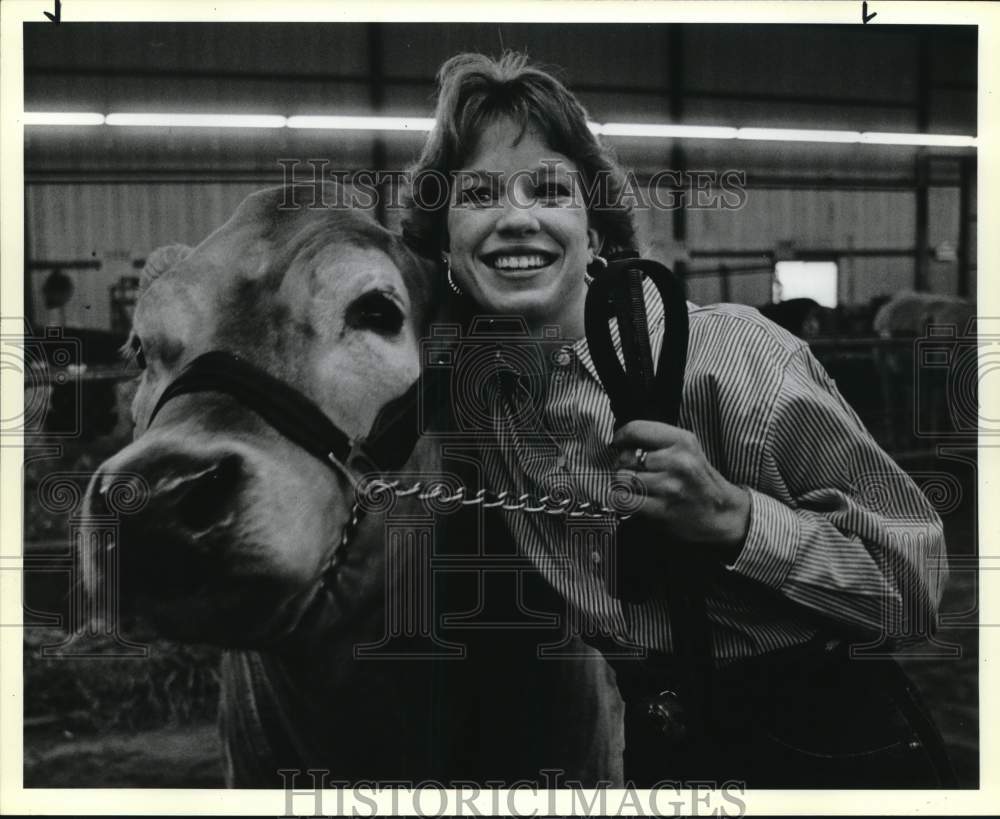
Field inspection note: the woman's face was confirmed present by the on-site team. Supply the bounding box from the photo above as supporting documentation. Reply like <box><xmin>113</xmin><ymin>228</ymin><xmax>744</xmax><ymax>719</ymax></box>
<box><xmin>445</xmin><ymin>117</ymin><xmax>599</xmax><ymax>336</ymax></box>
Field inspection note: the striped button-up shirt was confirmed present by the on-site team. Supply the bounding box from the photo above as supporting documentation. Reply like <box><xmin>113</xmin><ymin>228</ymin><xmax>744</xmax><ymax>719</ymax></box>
<box><xmin>471</xmin><ymin>280</ymin><xmax>947</xmax><ymax>664</ymax></box>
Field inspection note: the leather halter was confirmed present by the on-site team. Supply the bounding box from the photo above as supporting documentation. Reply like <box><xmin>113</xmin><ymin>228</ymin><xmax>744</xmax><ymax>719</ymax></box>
<box><xmin>146</xmin><ymin>349</ymin><xmax>424</xmax><ymax>554</ymax></box>
<box><xmin>148</xmin><ymin>350</ymin><xmax>421</xmax><ymax>474</ymax></box>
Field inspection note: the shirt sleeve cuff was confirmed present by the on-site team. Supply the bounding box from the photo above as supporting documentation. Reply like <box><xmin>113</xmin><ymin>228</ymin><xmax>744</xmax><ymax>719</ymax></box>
<box><xmin>726</xmin><ymin>489</ymin><xmax>799</xmax><ymax>589</ymax></box>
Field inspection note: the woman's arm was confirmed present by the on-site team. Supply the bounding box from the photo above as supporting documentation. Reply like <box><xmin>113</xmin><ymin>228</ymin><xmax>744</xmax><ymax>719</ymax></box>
<box><xmin>729</xmin><ymin>345</ymin><xmax>948</xmax><ymax>644</ymax></box>
<box><xmin>615</xmin><ymin>344</ymin><xmax>947</xmax><ymax>646</ymax></box>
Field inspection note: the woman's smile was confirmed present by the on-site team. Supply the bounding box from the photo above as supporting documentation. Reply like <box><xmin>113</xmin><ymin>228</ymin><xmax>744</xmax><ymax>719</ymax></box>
<box><xmin>480</xmin><ymin>248</ymin><xmax>560</xmax><ymax>276</ymax></box>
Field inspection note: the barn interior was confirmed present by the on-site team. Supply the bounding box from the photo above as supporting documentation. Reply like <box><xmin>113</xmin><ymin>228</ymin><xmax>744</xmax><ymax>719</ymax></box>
<box><xmin>20</xmin><ymin>22</ymin><xmax>979</xmax><ymax>788</ymax></box>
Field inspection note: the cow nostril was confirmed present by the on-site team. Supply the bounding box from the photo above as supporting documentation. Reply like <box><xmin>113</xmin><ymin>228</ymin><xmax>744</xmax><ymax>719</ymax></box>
<box><xmin>174</xmin><ymin>453</ymin><xmax>243</xmax><ymax>533</ymax></box>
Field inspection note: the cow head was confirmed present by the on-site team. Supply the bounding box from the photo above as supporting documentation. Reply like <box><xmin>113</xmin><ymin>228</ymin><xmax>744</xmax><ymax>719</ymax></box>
<box><xmin>82</xmin><ymin>184</ymin><xmax>442</xmax><ymax>645</ymax></box>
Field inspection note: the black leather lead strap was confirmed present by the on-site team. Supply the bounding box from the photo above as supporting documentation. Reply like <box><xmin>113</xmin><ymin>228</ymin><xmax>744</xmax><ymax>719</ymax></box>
<box><xmin>584</xmin><ymin>257</ymin><xmax>693</xmax><ymax>605</ymax></box>
<box><xmin>584</xmin><ymin>256</ymin><xmax>713</xmax><ymax>735</ymax></box>
<box><xmin>585</xmin><ymin>258</ymin><xmax>689</xmax><ymax>429</ymax></box>
<box><xmin>611</xmin><ymin>269</ymin><xmax>656</xmax><ymax>406</ymax></box>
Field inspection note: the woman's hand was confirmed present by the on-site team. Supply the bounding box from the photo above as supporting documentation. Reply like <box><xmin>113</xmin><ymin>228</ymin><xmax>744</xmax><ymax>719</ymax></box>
<box><xmin>613</xmin><ymin>420</ymin><xmax>751</xmax><ymax>563</ymax></box>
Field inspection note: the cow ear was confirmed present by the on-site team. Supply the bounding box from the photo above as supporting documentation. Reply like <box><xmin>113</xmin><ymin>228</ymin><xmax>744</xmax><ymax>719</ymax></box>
<box><xmin>141</xmin><ymin>244</ymin><xmax>192</xmax><ymax>290</ymax></box>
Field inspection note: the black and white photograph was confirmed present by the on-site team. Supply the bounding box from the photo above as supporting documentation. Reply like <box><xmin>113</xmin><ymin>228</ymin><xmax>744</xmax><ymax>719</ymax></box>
<box><xmin>1</xmin><ymin>1</ymin><xmax>995</xmax><ymax>814</ymax></box>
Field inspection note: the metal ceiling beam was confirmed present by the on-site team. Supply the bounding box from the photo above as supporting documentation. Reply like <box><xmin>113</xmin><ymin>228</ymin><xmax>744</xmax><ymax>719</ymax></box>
<box><xmin>25</xmin><ymin>66</ymin><xmax>936</xmax><ymax>112</ymax></box>
<box><xmin>367</xmin><ymin>23</ymin><xmax>388</xmax><ymax>226</ymax></box>
<box><xmin>913</xmin><ymin>31</ymin><xmax>931</xmax><ymax>292</ymax></box>
<box><xmin>957</xmin><ymin>156</ymin><xmax>974</xmax><ymax>299</ymax></box>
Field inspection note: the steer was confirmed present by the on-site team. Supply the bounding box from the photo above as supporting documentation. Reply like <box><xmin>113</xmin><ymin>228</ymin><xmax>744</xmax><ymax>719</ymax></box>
<box><xmin>81</xmin><ymin>184</ymin><xmax>623</xmax><ymax>787</ymax></box>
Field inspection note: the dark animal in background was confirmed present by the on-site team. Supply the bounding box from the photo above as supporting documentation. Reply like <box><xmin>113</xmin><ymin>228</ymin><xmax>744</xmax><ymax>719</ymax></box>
<box><xmin>759</xmin><ymin>297</ymin><xmax>826</xmax><ymax>339</ymax></box>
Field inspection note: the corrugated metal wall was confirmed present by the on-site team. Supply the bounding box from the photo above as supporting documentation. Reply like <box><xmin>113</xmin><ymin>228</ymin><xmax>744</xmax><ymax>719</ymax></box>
<box><xmin>26</xmin><ymin>183</ymin><xmax>261</xmax><ymax>328</ymax></box>
<box><xmin>23</xmin><ymin>23</ymin><xmax>977</xmax><ymax>331</ymax></box>
<box><xmin>26</xmin><ymin>179</ymin><xmax>969</xmax><ymax>328</ymax></box>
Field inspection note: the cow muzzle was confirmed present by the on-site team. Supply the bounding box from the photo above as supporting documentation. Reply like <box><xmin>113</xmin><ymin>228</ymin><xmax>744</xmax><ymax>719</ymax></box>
<box><xmin>80</xmin><ymin>349</ymin><xmax>422</xmax><ymax>644</ymax></box>
<box><xmin>81</xmin><ymin>412</ymin><xmax>351</xmax><ymax>645</ymax></box>
<box><xmin>86</xmin><ymin>444</ymin><xmax>246</xmax><ymax>599</ymax></box>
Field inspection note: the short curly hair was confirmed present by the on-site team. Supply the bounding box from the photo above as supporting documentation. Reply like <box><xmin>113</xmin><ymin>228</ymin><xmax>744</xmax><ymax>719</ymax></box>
<box><xmin>402</xmin><ymin>52</ymin><xmax>637</xmax><ymax>260</ymax></box>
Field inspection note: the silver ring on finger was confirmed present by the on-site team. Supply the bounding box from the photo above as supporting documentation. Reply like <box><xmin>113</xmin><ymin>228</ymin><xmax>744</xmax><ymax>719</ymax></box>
<box><xmin>634</xmin><ymin>447</ymin><xmax>648</xmax><ymax>470</ymax></box>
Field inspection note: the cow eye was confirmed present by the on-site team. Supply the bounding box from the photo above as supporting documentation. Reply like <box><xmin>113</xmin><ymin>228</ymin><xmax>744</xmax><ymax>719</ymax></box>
<box><xmin>347</xmin><ymin>291</ymin><xmax>404</xmax><ymax>335</ymax></box>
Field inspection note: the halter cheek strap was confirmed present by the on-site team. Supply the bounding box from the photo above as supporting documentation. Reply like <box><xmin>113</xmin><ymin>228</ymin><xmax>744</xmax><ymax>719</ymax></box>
<box><xmin>146</xmin><ymin>350</ymin><xmax>423</xmax><ymax>480</ymax></box>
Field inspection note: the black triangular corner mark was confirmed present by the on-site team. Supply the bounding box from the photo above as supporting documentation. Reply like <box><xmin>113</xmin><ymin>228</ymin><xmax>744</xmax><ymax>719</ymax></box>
<box><xmin>44</xmin><ymin>0</ymin><xmax>62</xmax><ymax>24</ymax></box>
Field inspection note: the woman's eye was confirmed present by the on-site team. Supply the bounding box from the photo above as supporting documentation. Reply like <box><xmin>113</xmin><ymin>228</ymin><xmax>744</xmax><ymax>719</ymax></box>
<box><xmin>347</xmin><ymin>291</ymin><xmax>405</xmax><ymax>335</ymax></box>
<box><xmin>459</xmin><ymin>186</ymin><xmax>496</xmax><ymax>207</ymax></box>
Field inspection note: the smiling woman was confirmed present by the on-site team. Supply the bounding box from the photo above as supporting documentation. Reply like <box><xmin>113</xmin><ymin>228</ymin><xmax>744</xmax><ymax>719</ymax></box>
<box><xmin>402</xmin><ymin>51</ymin><xmax>956</xmax><ymax>789</ymax></box>
<box><xmin>403</xmin><ymin>52</ymin><xmax>636</xmax><ymax>268</ymax></box>
<box><xmin>445</xmin><ymin>120</ymin><xmax>599</xmax><ymax>337</ymax></box>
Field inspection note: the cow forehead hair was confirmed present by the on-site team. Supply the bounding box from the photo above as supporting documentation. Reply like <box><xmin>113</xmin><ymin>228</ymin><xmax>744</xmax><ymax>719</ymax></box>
<box><xmin>244</xmin><ymin>185</ymin><xmax>438</xmax><ymax>306</ymax></box>
<box><xmin>239</xmin><ymin>183</ymin><xmax>389</xmax><ymax>251</ymax></box>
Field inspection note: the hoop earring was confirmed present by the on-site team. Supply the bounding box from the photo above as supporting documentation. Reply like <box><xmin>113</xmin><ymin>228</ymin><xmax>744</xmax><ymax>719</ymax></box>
<box><xmin>444</xmin><ymin>255</ymin><xmax>463</xmax><ymax>296</ymax></box>
<box><xmin>585</xmin><ymin>253</ymin><xmax>607</xmax><ymax>285</ymax></box>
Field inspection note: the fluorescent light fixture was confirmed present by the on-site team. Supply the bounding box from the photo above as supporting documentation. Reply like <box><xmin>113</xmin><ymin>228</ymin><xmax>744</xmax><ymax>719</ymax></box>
<box><xmin>860</xmin><ymin>131</ymin><xmax>977</xmax><ymax>148</ymax></box>
<box><xmin>773</xmin><ymin>261</ymin><xmax>838</xmax><ymax>309</ymax></box>
<box><xmin>24</xmin><ymin>110</ymin><xmax>979</xmax><ymax>149</ymax></box>
<box><xmin>737</xmin><ymin>127</ymin><xmax>861</xmax><ymax>143</ymax></box>
<box><xmin>24</xmin><ymin>112</ymin><xmax>105</xmax><ymax>126</ymax></box>
<box><xmin>600</xmin><ymin>123</ymin><xmax>738</xmax><ymax>140</ymax></box>
<box><xmin>105</xmin><ymin>113</ymin><xmax>286</xmax><ymax>128</ymax></box>
<box><xmin>286</xmin><ymin>115</ymin><xmax>435</xmax><ymax>131</ymax></box>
